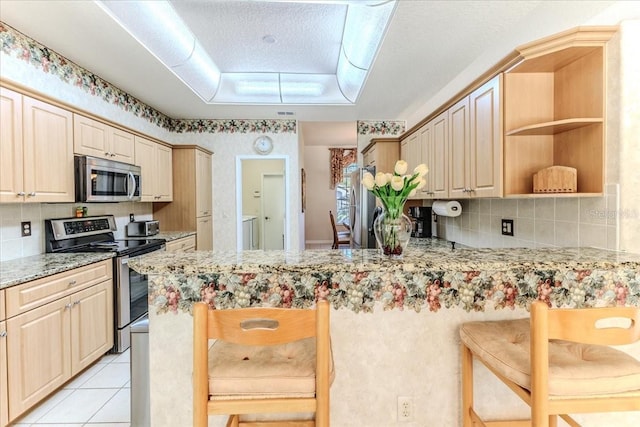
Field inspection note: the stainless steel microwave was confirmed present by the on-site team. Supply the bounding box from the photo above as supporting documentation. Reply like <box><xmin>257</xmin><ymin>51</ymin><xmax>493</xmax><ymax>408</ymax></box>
<box><xmin>75</xmin><ymin>155</ymin><xmax>141</xmax><ymax>202</ymax></box>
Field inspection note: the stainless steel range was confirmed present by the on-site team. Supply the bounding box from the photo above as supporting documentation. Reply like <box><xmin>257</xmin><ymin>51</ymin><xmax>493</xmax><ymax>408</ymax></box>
<box><xmin>45</xmin><ymin>215</ymin><xmax>165</xmax><ymax>353</ymax></box>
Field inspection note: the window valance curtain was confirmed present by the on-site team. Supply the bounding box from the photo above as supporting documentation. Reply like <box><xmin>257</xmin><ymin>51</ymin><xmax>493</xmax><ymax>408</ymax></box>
<box><xmin>329</xmin><ymin>148</ymin><xmax>357</xmax><ymax>189</ymax></box>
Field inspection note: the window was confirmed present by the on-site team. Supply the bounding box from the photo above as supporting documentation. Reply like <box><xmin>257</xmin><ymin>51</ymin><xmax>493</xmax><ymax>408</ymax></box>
<box><xmin>336</xmin><ymin>163</ymin><xmax>358</xmax><ymax>225</ymax></box>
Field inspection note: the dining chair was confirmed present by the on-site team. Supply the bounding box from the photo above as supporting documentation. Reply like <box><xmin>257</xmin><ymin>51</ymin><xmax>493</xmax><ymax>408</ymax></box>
<box><xmin>460</xmin><ymin>300</ymin><xmax>640</xmax><ymax>427</ymax></box>
<box><xmin>329</xmin><ymin>210</ymin><xmax>350</xmax><ymax>249</ymax></box>
<box><xmin>193</xmin><ymin>300</ymin><xmax>333</xmax><ymax>427</ymax></box>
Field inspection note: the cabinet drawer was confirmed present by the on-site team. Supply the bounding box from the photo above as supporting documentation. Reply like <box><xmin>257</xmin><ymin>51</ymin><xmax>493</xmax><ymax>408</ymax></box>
<box><xmin>165</xmin><ymin>236</ymin><xmax>196</xmax><ymax>252</ymax></box>
<box><xmin>6</xmin><ymin>260</ymin><xmax>112</xmax><ymax>318</ymax></box>
<box><xmin>0</xmin><ymin>290</ymin><xmax>5</xmax><ymax>321</ymax></box>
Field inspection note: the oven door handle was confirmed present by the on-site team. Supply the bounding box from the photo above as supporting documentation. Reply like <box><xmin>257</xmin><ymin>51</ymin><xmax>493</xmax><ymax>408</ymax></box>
<box><xmin>127</xmin><ymin>171</ymin><xmax>136</xmax><ymax>200</ymax></box>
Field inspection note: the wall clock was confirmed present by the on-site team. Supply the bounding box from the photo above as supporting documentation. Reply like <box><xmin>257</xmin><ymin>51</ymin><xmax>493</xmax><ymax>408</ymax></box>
<box><xmin>253</xmin><ymin>135</ymin><xmax>273</xmax><ymax>155</ymax></box>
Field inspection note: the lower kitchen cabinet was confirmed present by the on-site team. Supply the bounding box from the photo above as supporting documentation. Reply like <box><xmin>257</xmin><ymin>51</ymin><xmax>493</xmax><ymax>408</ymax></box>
<box><xmin>4</xmin><ymin>261</ymin><xmax>113</xmax><ymax>423</ymax></box>
<box><xmin>197</xmin><ymin>216</ymin><xmax>213</xmax><ymax>250</ymax></box>
<box><xmin>1</xmin><ymin>319</ymin><xmax>7</xmax><ymax>427</ymax></box>
<box><xmin>165</xmin><ymin>235</ymin><xmax>196</xmax><ymax>252</ymax></box>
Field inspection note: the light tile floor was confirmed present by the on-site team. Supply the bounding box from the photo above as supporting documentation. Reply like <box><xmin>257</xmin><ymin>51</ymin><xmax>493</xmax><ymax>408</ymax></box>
<box><xmin>11</xmin><ymin>350</ymin><xmax>131</xmax><ymax>427</ymax></box>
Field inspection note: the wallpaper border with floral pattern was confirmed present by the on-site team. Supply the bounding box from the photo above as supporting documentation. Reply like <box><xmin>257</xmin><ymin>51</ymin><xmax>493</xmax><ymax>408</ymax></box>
<box><xmin>357</xmin><ymin>120</ymin><xmax>406</xmax><ymax>136</ymax></box>
<box><xmin>0</xmin><ymin>21</ymin><xmax>297</xmax><ymax>134</ymax></box>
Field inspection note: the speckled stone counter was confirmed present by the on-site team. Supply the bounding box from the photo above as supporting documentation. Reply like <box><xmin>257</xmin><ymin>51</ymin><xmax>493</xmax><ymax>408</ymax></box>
<box><xmin>131</xmin><ymin>246</ymin><xmax>640</xmax><ymax>314</ymax></box>
<box><xmin>0</xmin><ymin>252</ymin><xmax>114</xmax><ymax>289</ymax></box>
<box><xmin>151</xmin><ymin>231</ymin><xmax>196</xmax><ymax>242</ymax></box>
<box><xmin>131</xmin><ymin>246</ymin><xmax>640</xmax><ymax>427</ymax></box>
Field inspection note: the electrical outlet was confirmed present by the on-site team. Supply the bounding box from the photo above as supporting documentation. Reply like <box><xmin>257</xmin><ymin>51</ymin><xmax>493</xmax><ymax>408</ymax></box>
<box><xmin>397</xmin><ymin>396</ymin><xmax>413</xmax><ymax>422</ymax></box>
<box><xmin>21</xmin><ymin>221</ymin><xmax>32</xmax><ymax>237</ymax></box>
<box><xmin>130</xmin><ymin>213</ymin><xmax>135</xmax><ymax>222</ymax></box>
<box><xmin>501</xmin><ymin>219</ymin><xmax>514</xmax><ymax>236</ymax></box>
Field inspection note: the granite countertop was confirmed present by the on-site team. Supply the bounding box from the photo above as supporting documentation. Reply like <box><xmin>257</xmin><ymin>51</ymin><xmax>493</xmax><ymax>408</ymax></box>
<box><xmin>129</xmin><ymin>244</ymin><xmax>640</xmax><ymax>314</ymax></box>
<box><xmin>0</xmin><ymin>252</ymin><xmax>115</xmax><ymax>290</ymax></box>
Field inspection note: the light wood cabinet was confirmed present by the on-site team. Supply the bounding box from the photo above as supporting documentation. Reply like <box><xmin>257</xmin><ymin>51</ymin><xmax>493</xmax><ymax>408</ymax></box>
<box><xmin>73</xmin><ymin>114</ymin><xmax>134</xmax><ymax>163</ymax></box>
<box><xmin>447</xmin><ymin>75</ymin><xmax>502</xmax><ymax>199</ymax></box>
<box><xmin>361</xmin><ymin>138</ymin><xmax>399</xmax><ymax>175</ymax></box>
<box><xmin>469</xmin><ymin>75</ymin><xmax>502</xmax><ymax>198</ymax></box>
<box><xmin>503</xmin><ymin>27</ymin><xmax>614</xmax><ymax>197</ymax></box>
<box><xmin>0</xmin><ymin>319</ymin><xmax>7</xmax><ymax>427</ymax></box>
<box><xmin>1</xmin><ymin>290</ymin><xmax>6</xmax><ymax>427</ymax></box>
<box><xmin>153</xmin><ymin>146</ymin><xmax>213</xmax><ymax>250</ymax></box>
<box><xmin>5</xmin><ymin>261</ymin><xmax>113</xmax><ymax>422</ymax></box>
<box><xmin>0</xmin><ymin>87</ymin><xmax>74</xmax><ymax>203</ymax></box>
<box><xmin>448</xmin><ymin>96</ymin><xmax>471</xmax><ymax>199</ymax></box>
<box><xmin>400</xmin><ymin>132</ymin><xmax>422</xmax><ymax>200</ymax></box>
<box><xmin>135</xmin><ymin>135</ymin><xmax>173</xmax><ymax>202</ymax></box>
<box><xmin>428</xmin><ymin>111</ymin><xmax>449</xmax><ymax>199</ymax></box>
<box><xmin>197</xmin><ymin>216</ymin><xmax>213</xmax><ymax>250</ymax></box>
<box><xmin>165</xmin><ymin>235</ymin><xmax>197</xmax><ymax>252</ymax></box>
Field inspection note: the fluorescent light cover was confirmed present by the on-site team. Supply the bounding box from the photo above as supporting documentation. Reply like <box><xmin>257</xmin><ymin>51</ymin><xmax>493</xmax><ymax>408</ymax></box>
<box><xmin>97</xmin><ymin>0</ymin><xmax>397</xmax><ymax>104</ymax></box>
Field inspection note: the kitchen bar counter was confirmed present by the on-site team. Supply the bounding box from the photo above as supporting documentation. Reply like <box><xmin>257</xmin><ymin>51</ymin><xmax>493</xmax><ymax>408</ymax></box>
<box><xmin>148</xmin><ymin>230</ymin><xmax>196</xmax><ymax>242</ymax></box>
<box><xmin>0</xmin><ymin>252</ymin><xmax>114</xmax><ymax>289</ymax></box>
<box><xmin>131</xmin><ymin>244</ymin><xmax>640</xmax><ymax>427</ymax></box>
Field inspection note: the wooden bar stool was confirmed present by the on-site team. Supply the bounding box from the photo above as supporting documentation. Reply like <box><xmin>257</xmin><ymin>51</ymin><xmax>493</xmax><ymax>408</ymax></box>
<box><xmin>460</xmin><ymin>301</ymin><xmax>640</xmax><ymax>426</ymax></box>
<box><xmin>193</xmin><ymin>300</ymin><xmax>333</xmax><ymax>426</ymax></box>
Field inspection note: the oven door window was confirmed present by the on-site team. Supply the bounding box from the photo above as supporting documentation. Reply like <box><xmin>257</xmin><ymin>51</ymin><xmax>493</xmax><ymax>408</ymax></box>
<box><xmin>91</xmin><ymin>169</ymin><xmax>131</xmax><ymax>197</ymax></box>
<box><xmin>129</xmin><ymin>267</ymin><xmax>149</xmax><ymax>323</ymax></box>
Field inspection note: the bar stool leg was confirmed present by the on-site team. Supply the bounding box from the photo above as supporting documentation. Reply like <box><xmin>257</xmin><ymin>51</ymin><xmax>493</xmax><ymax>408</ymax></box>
<box><xmin>461</xmin><ymin>343</ymin><xmax>474</xmax><ymax>427</ymax></box>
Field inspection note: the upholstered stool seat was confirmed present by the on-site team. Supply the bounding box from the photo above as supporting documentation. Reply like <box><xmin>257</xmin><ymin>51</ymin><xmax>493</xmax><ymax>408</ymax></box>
<box><xmin>209</xmin><ymin>338</ymin><xmax>335</xmax><ymax>400</ymax></box>
<box><xmin>460</xmin><ymin>301</ymin><xmax>640</xmax><ymax>427</ymax></box>
<box><xmin>460</xmin><ymin>318</ymin><xmax>640</xmax><ymax>397</ymax></box>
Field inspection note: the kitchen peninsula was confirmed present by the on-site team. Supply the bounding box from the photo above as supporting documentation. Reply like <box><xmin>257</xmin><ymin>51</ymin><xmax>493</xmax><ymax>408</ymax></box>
<box><xmin>130</xmin><ymin>242</ymin><xmax>640</xmax><ymax>427</ymax></box>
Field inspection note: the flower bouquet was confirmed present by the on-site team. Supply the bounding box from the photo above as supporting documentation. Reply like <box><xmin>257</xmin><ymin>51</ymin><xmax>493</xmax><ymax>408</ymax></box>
<box><xmin>362</xmin><ymin>160</ymin><xmax>428</xmax><ymax>256</ymax></box>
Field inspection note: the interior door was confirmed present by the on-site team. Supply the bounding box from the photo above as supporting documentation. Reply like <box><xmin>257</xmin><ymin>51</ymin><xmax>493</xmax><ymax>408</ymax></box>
<box><xmin>261</xmin><ymin>174</ymin><xmax>285</xmax><ymax>250</ymax></box>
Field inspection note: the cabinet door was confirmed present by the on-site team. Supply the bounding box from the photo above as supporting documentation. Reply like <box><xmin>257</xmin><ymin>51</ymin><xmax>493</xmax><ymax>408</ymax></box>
<box><xmin>0</xmin><ymin>320</ymin><xmax>7</xmax><ymax>427</ymax></box>
<box><xmin>22</xmin><ymin>96</ymin><xmax>74</xmax><ymax>203</ymax></box>
<box><xmin>135</xmin><ymin>136</ymin><xmax>157</xmax><ymax>202</ymax></box>
<box><xmin>109</xmin><ymin>127</ymin><xmax>135</xmax><ymax>164</ymax></box>
<box><xmin>418</xmin><ymin>124</ymin><xmax>432</xmax><ymax>198</ymax></box>
<box><xmin>7</xmin><ymin>297</ymin><xmax>71</xmax><ymax>419</ymax></box>
<box><xmin>470</xmin><ymin>75</ymin><xmax>502</xmax><ymax>198</ymax></box>
<box><xmin>195</xmin><ymin>150</ymin><xmax>212</xmax><ymax>217</ymax></box>
<box><xmin>73</xmin><ymin>114</ymin><xmax>110</xmax><ymax>159</ymax></box>
<box><xmin>156</xmin><ymin>143</ymin><xmax>173</xmax><ymax>201</ymax></box>
<box><xmin>70</xmin><ymin>281</ymin><xmax>113</xmax><ymax>374</ymax></box>
<box><xmin>196</xmin><ymin>216</ymin><xmax>213</xmax><ymax>250</ymax></box>
<box><xmin>431</xmin><ymin>111</ymin><xmax>449</xmax><ymax>199</ymax></box>
<box><xmin>448</xmin><ymin>96</ymin><xmax>470</xmax><ymax>199</ymax></box>
<box><xmin>0</xmin><ymin>88</ymin><xmax>24</xmax><ymax>203</ymax></box>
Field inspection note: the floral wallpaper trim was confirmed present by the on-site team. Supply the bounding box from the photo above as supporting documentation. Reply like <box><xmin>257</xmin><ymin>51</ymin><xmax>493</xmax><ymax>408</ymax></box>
<box><xmin>149</xmin><ymin>267</ymin><xmax>640</xmax><ymax>315</ymax></box>
<box><xmin>357</xmin><ymin>120</ymin><xmax>406</xmax><ymax>136</ymax></box>
<box><xmin>0</xmin><ymin>22</ymin><xmax>297</xmax><ymax>134</ymax></box>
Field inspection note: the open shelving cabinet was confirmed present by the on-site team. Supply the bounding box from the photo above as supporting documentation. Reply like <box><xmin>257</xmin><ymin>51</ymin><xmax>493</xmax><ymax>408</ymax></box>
<box><xmin>503</xmin><ymin>26</ymin><xmax>616</xmax><ymax>198</ymax></box>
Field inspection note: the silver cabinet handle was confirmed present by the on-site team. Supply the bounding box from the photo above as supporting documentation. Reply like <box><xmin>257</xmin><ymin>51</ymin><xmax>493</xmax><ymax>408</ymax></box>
<box><xmin>73</xmin><ymin>300</ymin><xmax>81</xmax><ymax>306</ymax></box>
<box><xmin>28</xmin><ymin>192</ymin><xmax>36</xmax><ymax>196</ymax></box>
<box><xmin>105</xmin><ymin>152</ymin><xmax>110</xmax><ymax>156</ymax></box>
<box><xmin>68</xmin><ymin>279</ymin><xmax>77</xmax><ymax>286</ymax></box>
<box><xmin>17</xmin><ymin>191</ymin><xmax>25</xmax><ymax>196</ymax></box>
<box><xmin>0</xmin><ymin>331</ymin><xmax>7</xmax><ymax>338</ymax></box>
<box><xmin>65</xmin><ymin>303</ymin><xmax>73</xmax><ymax>310</ymax></box>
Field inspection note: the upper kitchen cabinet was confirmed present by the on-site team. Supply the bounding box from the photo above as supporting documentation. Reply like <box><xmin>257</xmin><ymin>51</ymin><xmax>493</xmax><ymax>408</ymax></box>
<box><xmin>73</xmin><ymin>114</ymin><xmax>134</xmax><ymax>164</ymax></box>
<box><xmin>153</xmin><ymin>146</ymin><xmax>213</xmax><ymax>250</ymax></box>
<box><xmin>503</xmin><ymin>27</ymin><xmax>615</xmax><ymax>197</ymax></box>
<box><xmin>400</xmin><ymin>131</ymin><xmax>422</xmax><ymax>200</ymax></box>
<box><xmin>448</xmin><ymin>74</ymin><xmax>502</xmax><ymax>199</ymax></box>
<box><xmin>134</xmin><ymin>135</ymin><xmax>173</xmax><ymax>202</ymax></box>
<box><xmin>420</xmin><ymin>111</ymin><xmax>449</xmax><ymax>199</ymax></box>
<box><xmin>362</xmin><ymin>138</ymin><xmax>399</xmax><ymax>175</ymax></box>
<box><xmin>0</xmin><ymin>87</ymin><xmax>74</xmax><ymax>203</ymax></box>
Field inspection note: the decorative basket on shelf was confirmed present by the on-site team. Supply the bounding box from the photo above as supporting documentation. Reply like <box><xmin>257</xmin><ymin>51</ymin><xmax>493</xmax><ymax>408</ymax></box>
<box><xmin>533</xmin><ymin>166</ymin><xmax>577</xmax><ymax>193</ymax></box>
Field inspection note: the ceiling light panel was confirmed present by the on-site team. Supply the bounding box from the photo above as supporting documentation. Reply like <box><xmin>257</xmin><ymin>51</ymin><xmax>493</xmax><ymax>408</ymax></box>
<box><xmin>96</xmin><ymin>0</ymin><xmax>397</xmax><ymax>105</ymax></box>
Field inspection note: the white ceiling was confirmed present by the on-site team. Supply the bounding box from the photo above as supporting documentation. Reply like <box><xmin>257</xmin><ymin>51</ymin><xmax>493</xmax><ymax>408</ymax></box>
<box><xmin>1</xmin><ymin>0</ymin><xmax>639</xmax><ymax>147</ymax></box>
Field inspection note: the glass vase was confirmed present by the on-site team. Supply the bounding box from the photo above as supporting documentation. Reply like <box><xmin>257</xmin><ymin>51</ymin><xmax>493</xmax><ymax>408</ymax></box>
<box><xmin>373</xmin><ymin>205</ymin><xmax>412</xmax><ymax>257</ymax></box>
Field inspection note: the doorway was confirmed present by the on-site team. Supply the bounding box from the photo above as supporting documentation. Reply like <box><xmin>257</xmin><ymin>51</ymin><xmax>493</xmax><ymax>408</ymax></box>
<box><xmin>262</xmin><ymin>174</ymin><xmax>285</xmax><ymax>250</ymax></box>
<box><xmin>236</xmin><ymin>156</ymin><xmax>289</xmax><ymax>251</ymax></box>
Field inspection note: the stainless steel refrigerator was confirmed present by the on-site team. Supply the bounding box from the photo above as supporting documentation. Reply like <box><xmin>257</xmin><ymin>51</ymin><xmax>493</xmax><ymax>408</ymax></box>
<box><xmin>349</xmin><ymin>166</ymin><xmax>377</xmax><ymax>249</ymax></box>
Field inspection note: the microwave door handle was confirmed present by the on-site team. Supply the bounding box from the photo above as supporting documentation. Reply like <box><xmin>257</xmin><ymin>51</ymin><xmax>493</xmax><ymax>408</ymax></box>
<box><xmin>127</xmin><ymin>171</ymin><xmax>136</xmax><ymax>200</ymax></box>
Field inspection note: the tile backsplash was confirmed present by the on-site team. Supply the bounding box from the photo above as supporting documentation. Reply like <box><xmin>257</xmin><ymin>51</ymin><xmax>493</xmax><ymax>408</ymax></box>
<box><xmin>0</xmin><ymin>202</ymin><xmax>153</xmax><ymax>261</ymax></box>
<box><xmin>435</xmin><ymin>184</ymin><xmax>619</xmax><ymax>250</ymax></box>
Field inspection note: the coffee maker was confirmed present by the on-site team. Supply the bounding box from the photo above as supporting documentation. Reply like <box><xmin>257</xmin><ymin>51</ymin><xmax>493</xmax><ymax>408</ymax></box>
<box><xmin>408</xmin><ymin>206</ymin><xmax>432</xmax><ymax>238</ymax></box>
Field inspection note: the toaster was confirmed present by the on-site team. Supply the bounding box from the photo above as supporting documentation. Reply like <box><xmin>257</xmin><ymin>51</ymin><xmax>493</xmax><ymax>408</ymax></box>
<box><xmin>127</xmin><ymin>220</ymin><xmax>160</xmax><ymax>237</ymax></box>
